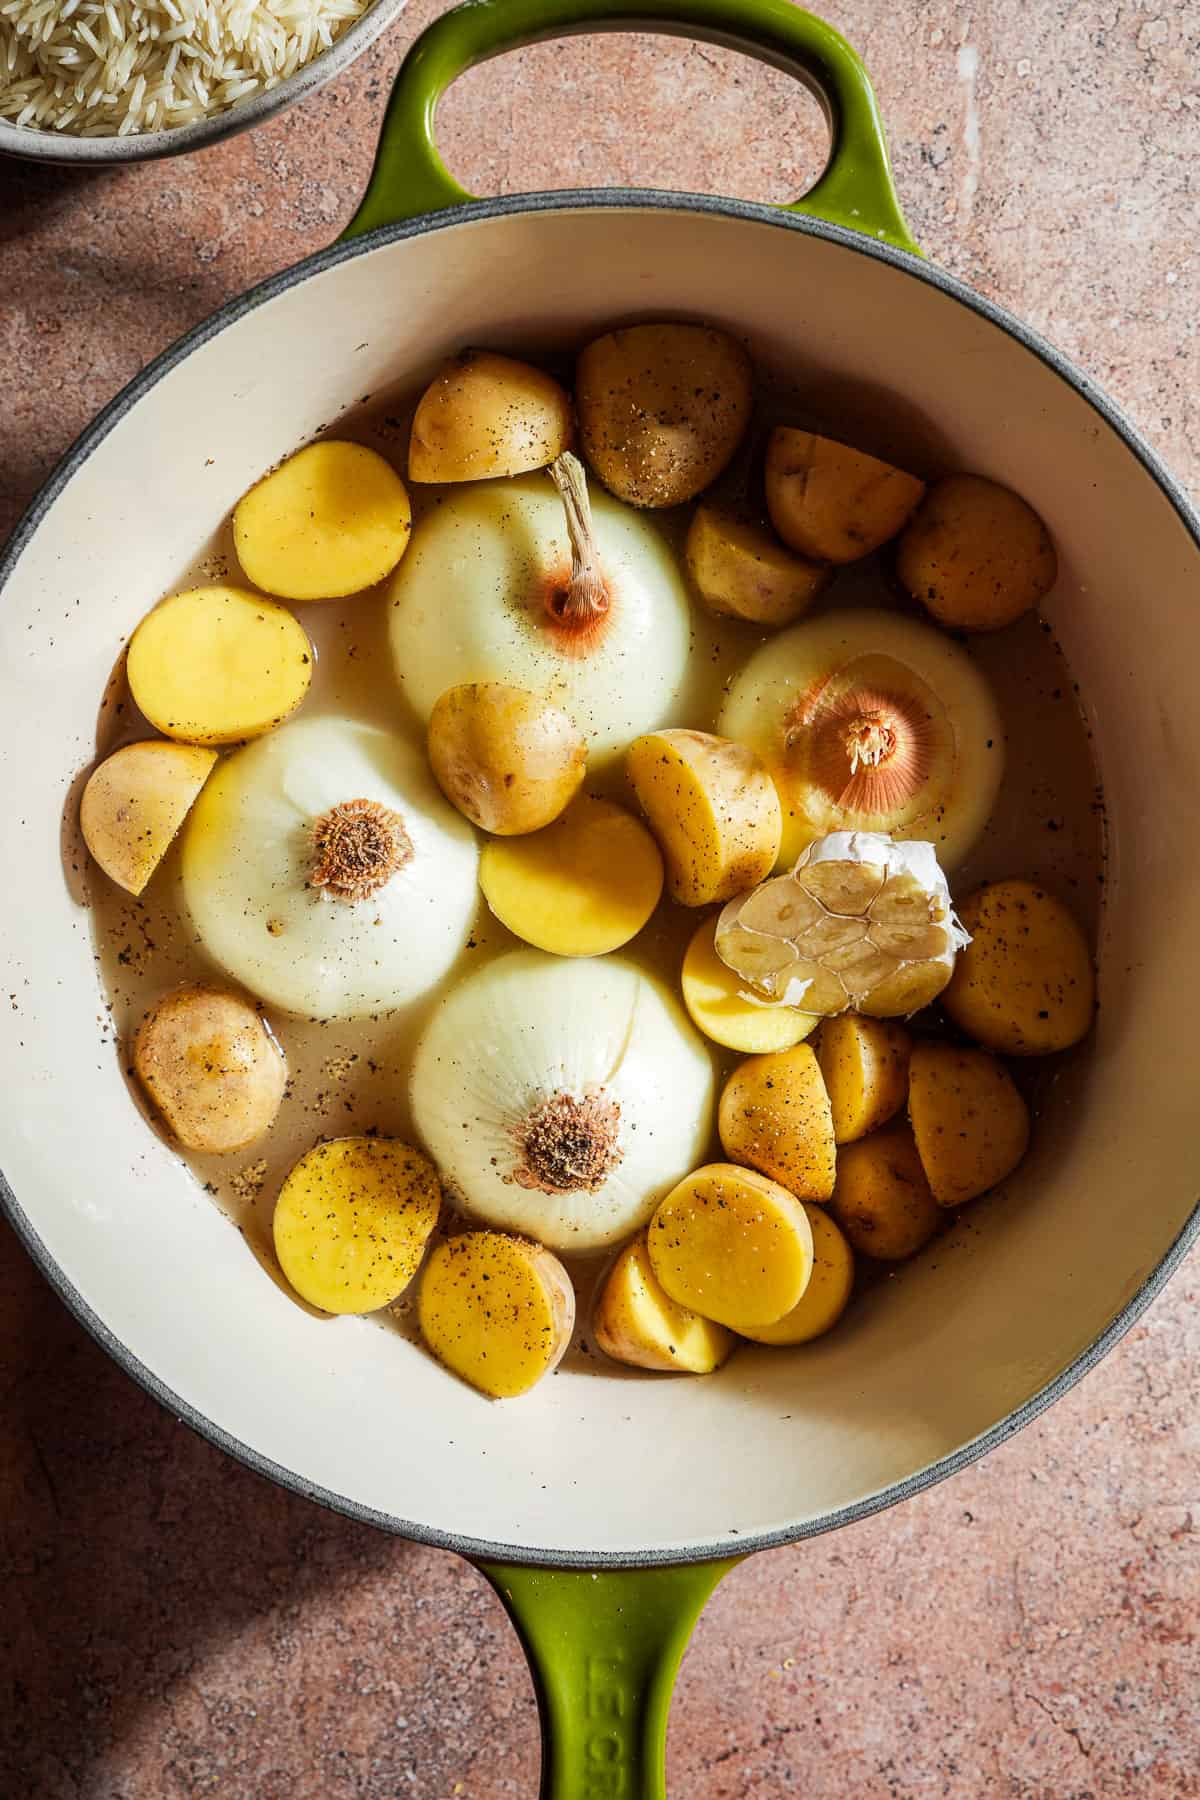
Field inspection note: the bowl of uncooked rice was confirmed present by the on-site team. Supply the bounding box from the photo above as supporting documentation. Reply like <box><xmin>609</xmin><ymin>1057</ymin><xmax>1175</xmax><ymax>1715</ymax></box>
<box><xmin>0</xmin><ymin>0</ymin><xmax>407</xmax><ymax>158</ymax></box>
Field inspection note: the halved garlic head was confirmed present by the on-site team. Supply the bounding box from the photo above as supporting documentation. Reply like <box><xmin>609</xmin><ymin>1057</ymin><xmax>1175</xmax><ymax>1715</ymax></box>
<box><xmin>718</xmin><ymin>609</ymin><xmax>1004</xmax><ymax>869</ymax></box>
<box><xmin>181</xmin><ymin>716</ymin><xmax>479</xmax><ymax>1021</ymax></box>
<box><xmin>715</xmin><ymin>831</ymin><xmax>968</xmax><ymax>1019</ymax></box>
<box><xmin>387</xmin><ymin>471</ymin><xmax>692</xmax><ymax>758</ymax></box>
<box><xmin>409</xmin><ymin>949</ymin><xmax>714</xmax><ymax>1252</ymax></box>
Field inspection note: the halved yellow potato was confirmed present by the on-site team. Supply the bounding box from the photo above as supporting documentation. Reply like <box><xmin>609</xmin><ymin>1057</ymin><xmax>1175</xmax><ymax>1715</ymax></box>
<box><xmin>680</xmin><ymin>915</ymin><xmax>818</xmax><ymax>1054</ymax></box>
<box><xmin>647</xmin><ymin>1162</ymin><xmax>813</xmax><ymax>1331</ymax></box>
<box><xmin>81</xmin><ymin>739</ymin><xmax>217</xmax><ymax>895</ymax></box>
<box><xmin>408</xmin><ymin>350</ymin><xmax>573</xmax><ymax>484</ymax></box>
<box><xmin>234</xmin><ymin>441</ymin><xmax>412</xmax><ymax>600</ymax></box>
<box><xmin>127</xmin><ymin>586</ymin><xmax>313</xmax><ymax>745</ymax></box>
<box><xmin>830</xmin><ymin>1121</ymin><xmax>940</xmax><ymax>1261</ymax></box>
<box><xmin>418</xmin><ymin>1231</ymin><xmax>575</xmax><ymax>1399</ymax></box>
<box><xmin>273</xmin><ymin>1136</ymin><xmax>442</xmax><ymax>1315</ymax></box>
<box><xmin>134</xmin><ymin>984</ymin><xmax>286</xmax><ymax>1154</ymax></box>
<box><xmin>765</xmin><ymin>427</ymin><xmax>925</xmax><ymax>563</ymax></box>
<box><xmin>718</xmin><ymin>1044</ymin><xmax>836</xmax><ymax>1201</ymax></box>
<box><xmin>908</xmin><ymin>1043</ymin><xmax>1030</xmax><ymax>1206</ymax></box>
<box><xmin>943</xmin><ymin>879</ymin><xmax>1095</xmax><ymax>1056</ymax></box>
<box><xmin>685</xmin><ymin>503</ymin><xmax>828</xmax><ymax>627</ymax></box>
<box><xmin>816</xmin><ymin>1014</ymin><xmax>912</xmax><ymax>1144</ymax></box>
<box><xmin>740</xmin><ymin>1203</ymin><xmax>854</xmax><ymax>1345</ymax></box>
<box><xmin>593</xmin><ymin>1235</ymin><xmax>735</xmax><ymax>1374</ymax></box>
<box><xmin>479</xmin><ymin>794</ymin><xmax>663</xmax><ymax>956</ymax></box>
<box><xmin>626</xmin><ymin>728</ymin><xmax>781</xmax><ymax>907</ymax></box>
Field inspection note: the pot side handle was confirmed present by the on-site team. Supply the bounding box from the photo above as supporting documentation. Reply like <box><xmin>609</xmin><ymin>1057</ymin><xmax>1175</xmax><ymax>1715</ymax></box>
<box><xmin>477</xmin><ymin>1557</ymin><xmax>741</xmax><ymax>1800</ymax></box>
<box><xmin>342</xmin><ymin>0</ymin><xmax>919</xmax><ymax>253</ymax></box>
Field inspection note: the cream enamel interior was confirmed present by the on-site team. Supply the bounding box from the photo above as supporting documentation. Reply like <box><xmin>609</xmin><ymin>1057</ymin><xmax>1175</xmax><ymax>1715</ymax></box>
<box><xmin>1</xmin><ymin>203</ymin><xmax>1197</xmax><ymax>1562</ymax></box>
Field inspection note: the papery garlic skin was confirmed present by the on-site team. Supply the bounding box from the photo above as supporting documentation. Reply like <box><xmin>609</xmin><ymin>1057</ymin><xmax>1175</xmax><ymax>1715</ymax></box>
<box><xmin>409</xmin><ymin>949</ymin><xmax>715</xmax><ymax>1252</ymax></box>
<box><xmin>387</xmin><ymin>474</ymin><xmax>692</xmax><ymax>757</ymax></box>
<box><xmin>716</xmin><ymin>831</ymin><xmax>969</xmax><ymax>1019</ymax></box>
<box><xmin>181</xmin><ymin>717</ymin><xmax>479</xmax><ymax>1021</ymax></box>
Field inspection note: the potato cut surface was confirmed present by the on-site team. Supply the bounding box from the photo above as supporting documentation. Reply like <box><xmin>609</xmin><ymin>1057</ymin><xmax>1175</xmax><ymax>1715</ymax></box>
<box><xmin>831</xmin><ymin>1121</ymin><xmax>940</xmax><ymax>1261</ymax></box>
<box><xmin>817</xmin><ymin>1014</ymin><xmax>912</xmax><ymax>1144</ymax></box>
<box><xmin>943</xmin><ymin>879</ymin><xmax>1095</xmax><ymax>1055</ymax></box>
<box><xmin>908</xmin><ymin>1044</ymin><xmax>1030</xmax><ymax>1206</ymax></box>
<box><xmin>765</xmin><ymin>427</ymin><xmax>925</xmax><ymax>563</ymax></box>
<box><xmin>718</xmin><ymin>1044</ymin><xmax>836</xmax><ymax>1201</ymax></box>
<box><xmin>479</xmin><ymin>794</ymin><xmax>663</xmax><ymax>956</ymax></box>
<box><xmin>898</xmin><ymin>474</ymin><xmax>1057</xmax><ymax>631</ymax></box>
<box><xmin>234</xmin><ymin>441</ymin><xmax>412</xmax><ymax>600</ymax></box>
<box><xmin>594</xmin><ymin>1235</ymin><xmax>735</xmax><ymax>1374</ymax></box>
<box><xmin>273</xmin><ymin>1137</ymin><xmax>441</xmax><ymax>1315</ymax></box>
<box><xmin>648</xmin><ymin>1162</ymin><xmax>813</xmax><ymax>1331</ymax></box>
<box><xmin>81</xmin><ymin>739</ymin><xmax>217</xmax><ymax>896</ymax></box>
<box><xmin>626</xmin><ymin>728</ymin><xmax>781</xmax><ymax>907</ymax></box>
<box><xmin>127</xmin><ymin>585</ymin><xmax>313</xmax><ymax>745</ymax></box>
<box><xmin>408</xmin><ymin>351</ymin><xmax>573</xmax><ymax>484</ymax></box>
<box><xmin>741</xmin><ymin>1203</ymin><xmax>854</xmax><ymax>1345</ymax></box>
<box><xmin>134</xmin><ymin>984</ymin><xmax>285</xmax><ymax>1154</ymax></box>
<box><xmin>681</xmin><ymin>915</ymin><xmax>818</xmax><ymax>1054</ymax></box>
<box><xmin>418</xmin><ymin>1232</ymin><xmax>575</xmax><ymax>1399</ymax></box>
<box><xmin>686</xmin><ymin>503</ymin><xmax>828</xmax><ymax>627</ymax></box>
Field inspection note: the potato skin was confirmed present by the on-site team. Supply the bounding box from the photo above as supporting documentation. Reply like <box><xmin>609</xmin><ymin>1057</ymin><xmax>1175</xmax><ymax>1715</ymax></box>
<box><xmin>908</xmin><ymin>1044</ymin><xmax>1030</xmax><ymax>1207</ymax></box>
<box><xmin>427</xmin><ymin>682</ymin><xmax>587</xmax><ymax>835</ymax></box>
<box><xmin>943</xmin><ymin>879</ymin><xmax>1095</xmax><ymax>1055</ymax></box>
<box><xmin>686</xmin><ymin>503</ymin><xmax>828</xmax><ymax>627</ymax></box>
<box><xmin>897</xmin><ymin>474</ymin><xmax>1057</xmax><ymax>631</ymax></box>
<box><xmin>830</xmin><ymin>1121</ymin><xmax>940</xmax><ymax>1261</ymax></box>
<box><xmin>626</xmin><ymin>728</ymin><xmax>782</xmax><ymax>907</ymax></box>
<box><xmin>408</xmin><ymin>350</ymin><xmax>573</xmax><ymax>484</ymax></box>
<box><xmin>81</xmin><ymin>739</ymin><xmax>217</xmax><ymax>896</ymax></box>
<box><xmin>133</xmin><ymin>984</ymin><xmax>285</xmax><ymax>1154</ymax></box>
<box><xmin>577</xmin><ymin>323</ymin><xmax>753</xmax><ymax>508</ymax></box>
<box><xmin>718</xmin><ymin>1043</ymin><xmax>836</xmax><ymax>1201</ymax></box>
<box><xmin>817</xmin><ymin>1015</ymin><xmax>912</xmax><ymax>1145</ymax></box>
<box><xmin>765</xmin><ymin>427</ymin><xmax>925</xmax><ymax>563</ymax></box>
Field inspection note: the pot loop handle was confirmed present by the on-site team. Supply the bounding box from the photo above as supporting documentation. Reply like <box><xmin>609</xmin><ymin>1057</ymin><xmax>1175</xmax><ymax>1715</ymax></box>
<box><xmin>343</xmin><ymin>0</ymin><xmax>919</xmax><ymax>253</ymax></box>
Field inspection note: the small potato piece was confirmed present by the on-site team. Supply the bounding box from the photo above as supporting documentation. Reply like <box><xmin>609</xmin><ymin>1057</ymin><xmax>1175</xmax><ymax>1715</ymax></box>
<box><xmin>765</xmin><ymin>427</ymin><xmax>925</xmax><ymax>564</ymax></box>
<box><xmin>681</xmin><ymin>915</ymin><xmax>818</xmax><ymax>1054</ymax></box>
<box><xmin>418</xmin><ymin>1231</ymin><xmax>575</xmax><ymax>1399</ymax></box>
<box><xmin>830</xmin><ymin>1121</ymin><xmax>940</xmax><ymax>1261</ymax></box>
<box><xmin>626</xmin><ymin>728</ymin><xmax>782</xmax><ymax>907</ymax></box>
<box><xmin>908</xmin><ymin>1044</ymin><xmax>1030</xmax><ymax>1207</ymax></box>
<box><xmin>718</xmin><ymin>1043</ymin><xmax>836</xmax><ymax>1201</ymax></box>
<box><xmin>407</xmin><ymin>350</ymin><xmax>573</xmax><ymax>484</ymax></box>
<box><xmin>479</xmin><ymin>794</ymin><xmax>663</xmax><ymax>956</ymax></box>
<box><xmin>427</xmin><ymin>682</ymin><xmax>587</xmax><ymax>835</ymax></box>
<box><xmin>594</xmin><ymin>1235</ymin><xmax>735</xmax><ymax>1374</ymax></box>
<box><xmin>741</xmin><ymin>1203</ymin><xmax>854</xmax><ymax>1345</ymax></box>
<box><xmin>577</xmin><ymin>323</ymin><xmax>753</xmax><ymax>508</ymax></box>
<box><xmin>897</xmin><ymin>474</ymin><xmax>1057</xmax><ymax>631</ymax></box>
<box><xmin>686</xmin><ymin>503</ymin><xmax>828</xmax><ymax>627</ymax></box>
<box><xmin>81</xmin><ymin>739</ymin><xmax>217</xmax><ymax>896</ymax></box>
<box><xmin>134</xmin><ymin>984</ymin><xmax>285</xmax><ymax>1153</ymax></box>
<box><xmin>235</xmin><ymin>441</ymin><xmax>412</xmax><ymax>601</ymax></box>
<box><xmin>817</xmin><ymin>1014</ymin><xmax>912</xmax><ymax>1145</ymax></box>
<box><xmin>648</xmin><ymin>1162</ymin><xmax>813</xmax><ymax>1331</ymax></box>
<box><xmin>943</xmin><ymin>879</ymin><xmax>1095</xmax><ymax>1055</ymax></box>
<box><xmin>127</xmin><ymin>586</ymin><xmax>313</xmax><ymax>745</ymax></box>
<box><xmin>273</xmin><ymin>1137</ymin><xmax>441</xmax><ymax>1314</ymax></box>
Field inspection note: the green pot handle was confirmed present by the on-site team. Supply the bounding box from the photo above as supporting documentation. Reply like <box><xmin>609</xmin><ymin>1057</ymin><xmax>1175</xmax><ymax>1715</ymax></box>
<box><xmin>478</xmin><ymin>1557</ymin><xmax>741</xmax><ymax>1799</ymax></box>
<box><xmin>343</xmin><ymin>0</ymin><xmax>917</xmax><ymax>252</ymax></box>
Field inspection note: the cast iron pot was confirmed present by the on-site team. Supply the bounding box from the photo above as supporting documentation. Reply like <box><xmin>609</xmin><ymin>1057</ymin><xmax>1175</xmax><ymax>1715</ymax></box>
<box><xmin>3</xmin><ymin>2</ymin><xmax>1198</xmax><ymax>1794</ymax></box>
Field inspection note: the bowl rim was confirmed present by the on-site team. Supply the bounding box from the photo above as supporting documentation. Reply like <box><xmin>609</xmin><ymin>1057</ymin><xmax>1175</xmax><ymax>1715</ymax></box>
<box><xmin>3</xmin><ymin>187</ymin><xmax>1199</xmax><ymax>1569</ymax></box>
<box><xmin>0</xmin><ymin>0</ymin><xmax>408</xmax><ymax>164</ymax></box>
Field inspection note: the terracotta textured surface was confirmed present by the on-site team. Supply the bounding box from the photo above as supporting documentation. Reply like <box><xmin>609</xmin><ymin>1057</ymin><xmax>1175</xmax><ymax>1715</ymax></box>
<box><xmin>2</xmin><ymin>1</ymin><xmax>1198</xmax><ymax>1795</ymax></box>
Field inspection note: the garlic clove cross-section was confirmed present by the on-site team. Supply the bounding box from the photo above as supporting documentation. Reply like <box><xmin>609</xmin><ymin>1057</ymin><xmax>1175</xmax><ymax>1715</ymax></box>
<box><xmin>715</xmin><ymin>831</ymin><xmax>969</xmax><ymax>1019</ymax></box>
<box><xmin>409</xmin><ymin>949</ymin><xmax>715</xmax><ymax>1253</ymax></box>
<box><xmin>181</xmin><ymin>716</ymin><xmax>479</xmax><ymax>1021</ymax></box>
<box><xmin>387</xmin><ymin>456</ymin><xmax>692</xmax><ymax>758</ymax></box>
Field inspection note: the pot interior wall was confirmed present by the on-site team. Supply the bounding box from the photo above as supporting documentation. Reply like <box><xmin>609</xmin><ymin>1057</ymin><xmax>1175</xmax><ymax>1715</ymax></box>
<box><xmin>1</xmin><ymin>203</ymin><xmax>1196</xmax><ymax>1560</ymax></box>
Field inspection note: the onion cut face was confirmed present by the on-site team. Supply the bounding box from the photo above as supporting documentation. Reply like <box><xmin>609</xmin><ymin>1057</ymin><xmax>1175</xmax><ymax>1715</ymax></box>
<box><xmin>718</xmin><ymin>609</ymin><xmax>1004</xmax><ymax>869</ymax></box>
<box><xmin>387</xmin><ymin>473</ymin><xmax>693</xmax><ymax>757</ymax></box>
<box><xmin>409</xmin><ymin>949</ymin><xmax>715</xmax><ymax>1253</ymax></box>
<box><xmin>181</xmin><ymin>716</ymin><xmax>479</xmax><ymax>1021</ymax></box>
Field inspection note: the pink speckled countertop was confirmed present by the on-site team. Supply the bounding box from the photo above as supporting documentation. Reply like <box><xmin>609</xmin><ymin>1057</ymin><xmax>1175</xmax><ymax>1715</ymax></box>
<box><xmin>2</xmin><ymin>3</ymin><xmax>1199</xmax><ymax>1795</ymax></box>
